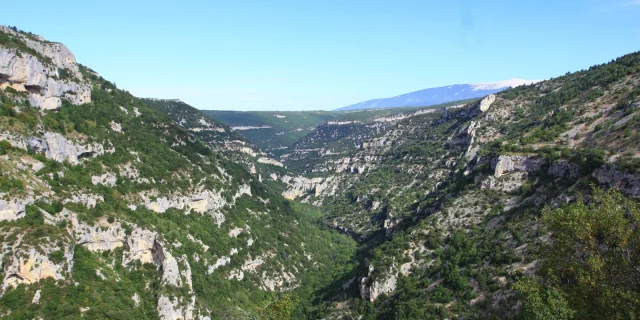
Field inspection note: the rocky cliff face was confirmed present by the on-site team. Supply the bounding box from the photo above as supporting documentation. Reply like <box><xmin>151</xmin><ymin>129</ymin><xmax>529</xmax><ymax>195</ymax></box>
<box><xmin>141</xmin><ymin>98</ymin><xmax>291</xmax><ymax>189</ymax></box>
<box><xmin>0</xmin><ymin>26</ymin><xmax>356</xmax><ymax>319</ymax></box>
<box><xmin>0</xmin><ymin>26</ymin><xmax>91</xmax><ymax>110</ymax></box>
<box><xmin>3</xmin><ymin>24</ymin><xmax>640</xmax><ymax>320</ymax></box>
<box><xmin>593</xmin><ymin>166</ymin><xmax>640</xmax><ymax>197</ymax></box>
<box><xmin>492</xmin><ymin>155</ymin><xmax>545</xmax><ymax>178</ymax></box>
<box><xmin>359</xmin><ymin>262</ymin><xmax>398</xmax><ymax>302</ymax></box>
<box><xmin>273</xmin><ymin>51</ymin><xmax>640</xmax><ymax>318</ymax></box>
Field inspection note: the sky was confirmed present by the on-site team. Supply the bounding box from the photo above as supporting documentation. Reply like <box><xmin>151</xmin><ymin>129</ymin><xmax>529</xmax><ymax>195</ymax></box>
<box><xmin>4</xmin><ymin>1</ymin><xmax>640</xmax><ymax>111</ymax></box>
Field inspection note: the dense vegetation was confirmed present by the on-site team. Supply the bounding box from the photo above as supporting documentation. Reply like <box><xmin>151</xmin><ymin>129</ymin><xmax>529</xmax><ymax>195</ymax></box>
<box><xmin>273</xmin><ymin>51</ymin><xmax>640</xmax><ymax>319</ymax></box>
<box><xmin>202</xmin><ymin>110</ymin><xmax>339</xmax><ymax>155</ymax></box>
<box><xmin>0</xmin><ymin>27</ymin><xmax>359</xmax><ymax>319</ymax></box>
<box><xmin>526</xmin><ymin>187</ymin><xmax>640</xmax><ymax>319</ymax></box>
<box><xmin>3</xmin><ymin>25</ymin><xmax>640</xmax><ymax>320</ymax></box>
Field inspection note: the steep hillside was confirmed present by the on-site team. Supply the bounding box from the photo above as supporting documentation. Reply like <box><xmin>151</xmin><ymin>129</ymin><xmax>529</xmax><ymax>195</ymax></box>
<box><xmin>0</xmin><ymin>26</ymin><xmax>356</xmax><ymax>319</ymax></box>
<box><xmin>204</xmin><ymin>103</ymin><xmax>472</xmax><ymax>159</ymax></box>
<box><xmin>141</xmin><ymin>98</ymin><xmax>291</xmax><ymax>185</ymax></box>
<box><xmin>282</xmin><ymin>52</ymin><xmax>640</xmax><ymax>318</ymax></box>
<box><xmin>202</xmin><ymin>110</ymin><xmax>338</xmax><ymax>155</ymax></box>
<box><xmin>335</xmin><ymin>79</ymin><xmax>539</xmax><ymax>111</ymax></box>
<box><xmin>2</xmin><ymin>23</ymin><xmax>640</xmax><ymax>320</ymax></box>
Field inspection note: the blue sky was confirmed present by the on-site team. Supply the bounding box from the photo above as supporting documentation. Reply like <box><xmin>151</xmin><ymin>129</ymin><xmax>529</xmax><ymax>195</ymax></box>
<box><xmin>4</xmin><ymin>0</ymin><xmax>640</xmax><ymax>110</ymax></box>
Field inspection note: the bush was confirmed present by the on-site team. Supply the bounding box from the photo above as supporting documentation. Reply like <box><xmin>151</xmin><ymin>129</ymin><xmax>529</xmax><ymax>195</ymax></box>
<box><xmin>514</xmin><ymin>277</ymin><xmax>574</xmax><ymax>320</ymax></box>
<box><xmin>540</xmin><ymin>187</ymin><xmax>640</xmax><ymax>318</ymax></box>
<box><xmin>0</xmin><ymin>140</ymin><xmax>11</xmax><ymax>155</ymax></box>
<box><xmin>431</xmin><ymin>286</ymin><xmax>452</xmax><ymax>304</ymax></box>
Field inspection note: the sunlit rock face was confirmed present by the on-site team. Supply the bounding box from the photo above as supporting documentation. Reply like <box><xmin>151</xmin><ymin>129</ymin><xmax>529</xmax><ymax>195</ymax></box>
<box><xmin>492</xmin><ymin>155</ymin><xmax>545</xmax><ymax>178</ymax></box>
<box><xmin>0</xmin><ymin>26</ymin><xmax>91</xmax><ymax>111</ymax></box>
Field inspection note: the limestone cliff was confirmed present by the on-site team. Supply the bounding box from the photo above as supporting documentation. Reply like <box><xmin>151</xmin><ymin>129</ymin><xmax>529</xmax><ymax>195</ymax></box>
<box><xmin>0</xmin><ymin>26</ymin><xmax>91</xmax><ymax>110</ymax></box>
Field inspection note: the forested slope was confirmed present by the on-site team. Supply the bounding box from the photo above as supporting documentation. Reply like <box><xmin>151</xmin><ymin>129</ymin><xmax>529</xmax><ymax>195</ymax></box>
<box><xmin>0</xmin><ymin>25</ymin><xmax>355</xmax><ymax>319</ymax></box>
<box><xmin>281</xmin><ymin>51</ymin><xmax>640</xmax><ymax>319</ymax></box>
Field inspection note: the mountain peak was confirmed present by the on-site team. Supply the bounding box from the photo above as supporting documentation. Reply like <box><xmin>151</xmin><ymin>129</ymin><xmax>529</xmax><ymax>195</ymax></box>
<box><xmin>335</xmin><ymin>79</ymin><xmax>541</xmax><ymax>111</ymax></box>
<box><xmin>471</xmin><ymin>78</ymin><xmax>542</xmax><ymax>91</ymax></box>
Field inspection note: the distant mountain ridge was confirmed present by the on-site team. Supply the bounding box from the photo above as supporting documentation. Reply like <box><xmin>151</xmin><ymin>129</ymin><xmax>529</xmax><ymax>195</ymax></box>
<box><xmin>335</xmin><ymin>78</ymin><xmax>540</xmax><ymax>111</ymax></box>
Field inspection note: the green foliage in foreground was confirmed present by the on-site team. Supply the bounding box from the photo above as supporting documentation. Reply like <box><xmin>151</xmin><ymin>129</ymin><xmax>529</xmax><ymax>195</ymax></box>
<box><xmin>514</xmin><ymin>278</ymin><xmax>574</xmax><ymax>320</ymax></box>
<box><xmin>259</xmin><ymin>293</ymin><xmax>298</xmax><ymax>320</ymax></box>
<box><xmin>517</xmin><ymin>187</ymin><xmax>640</xmax><ymax>319</ymax></box>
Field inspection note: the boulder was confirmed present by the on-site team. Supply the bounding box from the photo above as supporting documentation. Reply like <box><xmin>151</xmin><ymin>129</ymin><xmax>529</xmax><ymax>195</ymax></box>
<box><xmin>478</xmin><ymin>94</ymin><xmax>496</xmax><ymax>113</ymax></box>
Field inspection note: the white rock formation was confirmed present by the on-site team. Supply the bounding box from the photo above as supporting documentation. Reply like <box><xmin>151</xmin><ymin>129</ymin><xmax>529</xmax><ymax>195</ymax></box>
<box><xmin>140</xmin><ymin>184</ymin><xmax>251</xmax><ymax>226</ymax></box>
<box><xmin>464</xmin><ymin>121</ymin><xmax>480</xmax><ymax>162</ymax></box>
<box><xmin>257</xmin><ymin>157</ymin><xmax>284</xmax><ymax>167</ymax></box>
<box><xmin>207</xmin><ymin>256</ymin><xmax>231</xmax><ymax>274</ymax></box>
<box><xmin>228</xmin><ymin>227</ymin><xmax>243</xmax><ymax>238</ymax></box>
<box><xmin>32</xmin><ymin>290</ymin><xmax>41</xmax><ymax>304</ymax></box>
<box><xmin>37</xmin><ymin>132</ymin><xmax>105</xmax><ymax>164</ymax></box>
<box><xmin>2</xmin><ymin>245</ymin><xmax>71</xmax><ymax>293</ymax></box>
<box><xmin>109</xmin><ymin>121</ymin><xmax>123</xmax><ymax>133</ymax></box>
<box><xmin>71</xmin><ymin>214</ymin><xmax>126</xmax><ymax>252</ymax></box>
<box><xmin>132</xmin><ymin>293</ymin><xmax>141</xmax><ymax>308</ymax></box>
<box><xmin>159</xmin><ymin>250</ymin><xmax>183</xmax><ymax>287</ymax></box>
<box><xmin>0</xmin><ymin>32</ymin><xmax>91</xmax><ymax>111</ymax></box>
<box><xmin>157</xmin><ymin>295</ymin><xmax>194</xmax><ymax>320</ymax></box>
<box><xmin>123</xmin><ymin>228</ymin><xmax>158</xmax><ymax>266</ymax></box>
<box><xmin>91</xmin><ymin>172</ymin><xmax>117</xmax><ymax>186</ymax></box>
<box><xmin>63</xmin><ymin>193</ymin><xmax>103</xmax><ymax>208</ymax></box>
<box><xmin>359</xmin><ymin>263</ymin><xmax>398</xmax><ymax>302</ymax></box>
<box><xmin>260</xmin><ymin>270</ymin><xmax>297</xmax><ymax>291</ymax></box>
<box><xmin>231</xmin><ymin>125</ymin><xmax>272</xmax><ymax>131</ymax></box>
<box><xmin>0</xmin><ymin>132</ymin><xmax>106</xmax><ymax>165</ymax></box>
<box><xmin>281</xmin><ymin>175</ymin><xmax>332</xmax><ymax>200</ymax></box>
<box><xmin>478</xmin><ymin>94</ymin><xmax>496</xmax><ymax>113</ymax></box>
<box><xmin>227</xmin><ymin>269</ymin><xmax>244</xmax><ymax>280</ymax></box>
<box><xmin>492</xmin><ymin>155</ymin><xmax>545</xmax><ymax>178</ymax></box>
<box><xmin>0</xmin><ymin>198</ymin><xmax>30</xmax><ymax>221</ymax></box>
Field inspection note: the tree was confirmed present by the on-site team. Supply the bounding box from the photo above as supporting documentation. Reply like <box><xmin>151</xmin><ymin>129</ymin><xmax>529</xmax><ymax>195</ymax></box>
<box><xmin>513</xmin><ymin>277</ymin><xmax>574</xmax><ymax>320</ymax></box>
<box><xmin>539</xmin><ymin>187</ymin><xmax>640</xmax><ymax>319</ymax></box>
<box><xmin>259</xmin><ymin>294</ymin><xmax>298</xmax><ymax>320</ymax></box>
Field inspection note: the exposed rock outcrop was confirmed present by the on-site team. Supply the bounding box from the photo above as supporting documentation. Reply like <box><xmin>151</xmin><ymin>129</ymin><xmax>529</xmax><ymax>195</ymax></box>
<box><xmin>1</xmin><ymin>241</ymin><xmax>73</xmax><ymax>293</ymax></box>
<box><xmin>281</xmin><ymin>175</ymin><xmax>334</xmax><ymax>200</ymax></box>
<box><xmin>32</xmin><ymin>289</ymin><xmax>41</xmax><ymax>304</ymax></box>
<box><xmin>120</xmin><ymin>227</ymin><xmax>196</xmax><ymax>319</ymax></box>
<box><xmin>492</xmin><ymin>155</ymin><xmax>545</xmax><ymax>178</ymax></box>
<box><xmin>464</xmin><ymin>121</ymin><xmax>480</xmax><ymax>162</ymax></box>
<box><xmin>1</xmin><ymin>132</ymin><xmax>107</xmax><ymax>165</ymax></box>
<box><xmin>207</xmin><ymin>256</ymin><xmax>231</xmax><ymax>274</ymax></box>
<box><xmin>158</xmin><ymin>295</ymin><xmax>194</xmax><ymax>320</ymax></box>
<box><xmin>138</xmin><ymin>184</ymin><xmax>251</xmax><ymax>226</ymax></box>
<box><xmin>478</xmin><ymin>94</ymin><xmax>496</xmax><ymax>113</ymax></box>
<box><xmin>0</xmin><ymin>198</ymin><xmax>30</xmax><ymax>221</ymax></box>
<box><xmin>359</xmin><ymin>262</ymin><xmax>398</xmax><ymax>302</ymax></box>
<box><xmin>548</xmin><ymin>161</ymin><xmax>579</xmax><ymax>179</ymax></box>
<box><xmin>71</xmin><ymin>214</ymin><xmax>126</xmax><ymax>252</ymax></box>
<box><xmin>0</xmin><ymin>50</ymin><xmax>89</xmax><ymax>110</ymax></box>
<box><xmin>91</xmin><ymin>172</ymin><xmax>117</xmax><ymax>186</ymax></box>
<box><xmin>63</xmin><ymin>193</ymin><xmax>104</xmax><ymax>208</ymax></box>
<box><xmin>0</xmin><ymin>26</ymin><xmax>91</xmax><ymax>110</ymax></box>
<box><xmin>593</xmin><ymin>166</ymin><xmax>640</xmax><ymax>197</ymax></box>
<box><xmin>257</xmin><ymin>157</ymin><xmax>284</xmax><ymax>167</ymax></box>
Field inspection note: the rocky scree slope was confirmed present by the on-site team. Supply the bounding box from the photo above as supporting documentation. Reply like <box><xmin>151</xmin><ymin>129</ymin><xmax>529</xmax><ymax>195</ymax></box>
<box><xmin>281</xmin><ymin>52</ymin><xmax>640</xmax><ymax>318</ymax></box>
<box><xmin>0</xmin><ymin>26</ymin><xmax>355</xmax><ymax>319</ymax></box>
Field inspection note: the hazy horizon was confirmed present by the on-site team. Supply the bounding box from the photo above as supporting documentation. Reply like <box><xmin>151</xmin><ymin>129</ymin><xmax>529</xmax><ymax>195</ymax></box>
<box><xmin>5</xmin><ymin>0</ymin><xmax>640</xmax><ymax>111</ymax></box>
